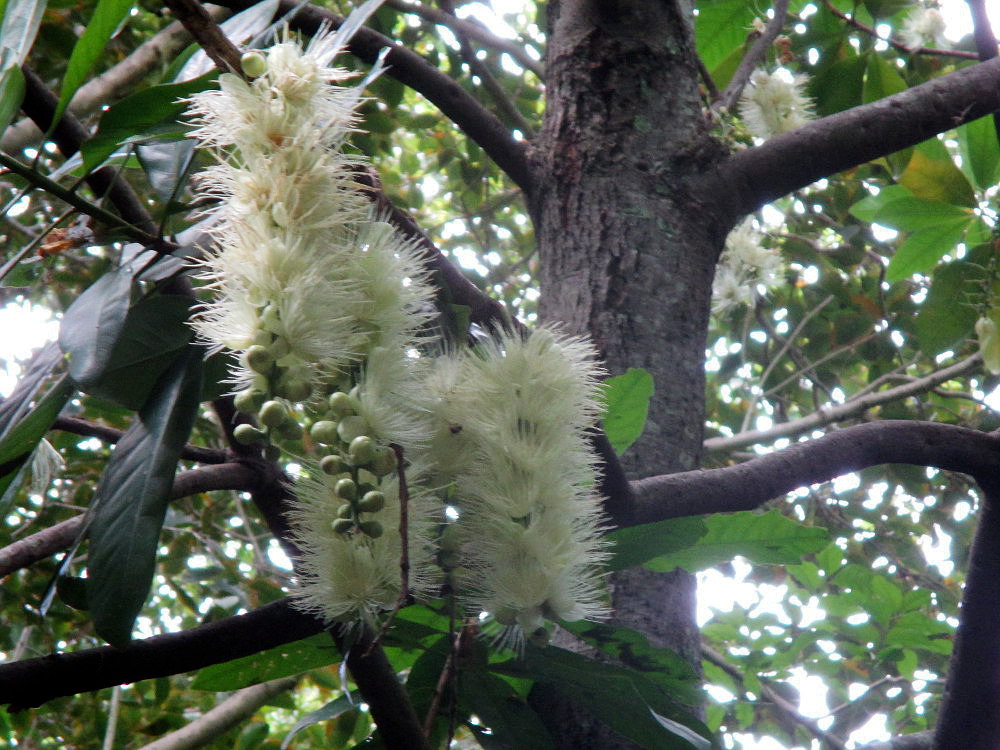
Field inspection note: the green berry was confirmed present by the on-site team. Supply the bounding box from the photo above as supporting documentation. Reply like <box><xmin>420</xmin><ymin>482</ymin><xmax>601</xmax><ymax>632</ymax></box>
<box><xmin>258</xmin><ymin>400</ymin><xmax>287</xmax><ymax>428</ymax></box>
<box><xmin>358</xmin><ymin>490</ymin><xmax>385</xmax><ymax>513</ymax></box>
<box><xmin>332</xmin><ymin>518</ymin><xmax>354</xmax><ymax>535</ymax></box>
<box><xmin>358</xmin><ymin>520</ymin><xmax>383</xmax><ymax>538</ymax></box>
<box><xmin>310</xmin><ymin>420</ymin><xmax>340</xmax><ymax>445</ymax></box>
<box><xmin>328</xmin><ymin>391</ymin><xmax>359</xmax><ymax>417</ymax></box>
<box><xmin>240</xmin><ymin>50</ymin><xmax>267</xmax><ymax>78</ymax></box>
<box><xmin>320</xmin><ymin>454</ymin><xmax>347</xmax><ymax>475</ymax></box>
<box><xmin>233</xmin><ymin>423</ymin><xmax>267</xmax><ymax>445</ymax></box>
<box><xmin>243</xmin><ymin>345</ymin><xmax>274</xmax><ymax>375</ymax></box>
<box><xmin>275</xmin><ymin>373</ymin><xmax>312</xmax><ymax>402</ymax></box>
<box><xmin>335</xmin><ymin>478</ymin><xmax>357</xmax><ymax>501</ymax></box>
<box><xmin>279</xmin><ymin>420</ymin><xmax>303</xmax><ymax>440</ymax></box>
<box><xmin>371</xmin><ymin>446</ymin><xmax>397</xmax><ymax>477</ymax></box>
<box><xmin>337</xmin><ymin>415</ymin><xmax>370</xmax><ymax>443</ymax></box>
<box><xmin>348</xmin><ymin>436</ymin><xmax>375</xmax><ymax>465</ymax></box>
<box><xmin>337</xmin><ymin>503</ymin><xmax>354</xmax><ymax>519</ymax></box>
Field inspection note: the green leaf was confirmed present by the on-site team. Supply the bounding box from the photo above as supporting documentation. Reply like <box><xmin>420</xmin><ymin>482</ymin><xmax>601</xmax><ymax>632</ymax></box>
<box><xmin>86</xmin><ymin>346</ymin><xmax>203</xmax><ymax>647</ymax></box>
<box><xmin>281</xmin><ymin>691</ymin><xmax>362</xmax><ymax>750</ymax></box>
<box><xmin>811</xmin><ymin>54</ymin><xmax>867</xmax><ymax>117</ymax></box>
<box><xmin>957</xmin><ymin>115</ymin><xmax>1000</xmax><ymax>191</ymax></box>
<box><xmin>848</xmin><ymin>185</ymin><xmax>913</xmax><ymax>223</ymax></box>
<box><xmin>61</xmin><ymin>272</ymin><xmax>195</xmax><ymax>409</ymax></box>
<box><xmin>52</xmin><ymin>0</ymin><xmax>133</xmax><ymax>129</ymax></box>
<box><xmin>0</xmin><ymin>65</ymin><xmax>25</xmax><ymax>136</ymax></box>
<box><xmin>694</xmin><ymin>0</ymin><xmax>755</xmax><ymax>71</ymax></box>
<box><xmin>885</xmin><ymin>218</ymin><xmax>971</xmax><ymax>282</ymax></box>
<box><xmin>59</xmin><ymin>269</ymin><xmax>135</xmax><ymax>390</ymax></box>
<box><xmin>867</xmin><ymin>197</ymin><xmax>971</xmax><ymax>232</ymax></box>
<box><xmin>80</xmin><ymin>74</ymin><xmax>214</xmax><ymax>174</ymax></box>
<box><xmin>642</xmin><ymin>510</ymin><xmax>830</xmax><ymax>572</ymax></box>
<box><xmin>607</xmin><ymin>516</ymin><xmax>708</xmax><ymax>572</ymax></box>
<box><xmin>461</xmin><ymin>672</ymin><xmax>554</xmax><ymax>749</ymax></box>
<box><xmin>0</xmin><ymin>374</ymin><xmax>72</xmax><ymax>479</ymax></box>
<box><xmin>193</xmin><ymin>633</ymin><xmax>340</xmax><ymax>691</ymax></box>
<box><xmin>135</xmin><ymin>139</ymin><xmax>197</xmax><ymax>204</ymax></box>
<box><xmin>601</xmin><ymin>368</ymin><xmax>654</xmax><ymax>455</ymax></box>
<box><xmin>0</xmin><ymin>0</ymin><xmax>45</xmax><ymax>66</ymax></box>
<box><xmin>898</xmin><ymin>140</ymin><xmax>976</xmax><ymax>207</ymax></box>
<box><xmin>496</xmin><ymin>646</ymin><xmax>710</xmax><ymax>750</ymax></box>
<box><xmin>914</xmin><ymin>259</ymin><xmax>985</xmax><ymax>355</ymax></box>
<box><xmin>862</xmin><ymin>51</ymin><xmax>906</xmax><ymax>104</ymax></box>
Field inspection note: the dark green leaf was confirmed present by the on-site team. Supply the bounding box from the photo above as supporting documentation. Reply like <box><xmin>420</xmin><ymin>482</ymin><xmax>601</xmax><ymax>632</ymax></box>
<box><xmin>192</xmin><ymin>633</ymin><xmax>339</xmax><ymax>691</ymax></box>
<box><xmin>52</xmin><ymin>0</ymin><xmax>133</xmax><ymax>128</ymax></box>
<box><xmin>607</xmin><ymin>516</ymin><xmax>707</xmax><ymax>571</ymax></box>
<box><xmin>461</xmin><ymin>672</ymin><xmax>554</xmax><ymax>749</ymax></box>
<box><xmin>59</xmin><ymin>269</ymin><xmax>135</xmax><ymax>390</ymax></box>
<box><xmin>0</xmin><ymin>373</ymin><xmax>72</xmax><ymax>481</ymax></box>
<box><xmin>136</xmin><ymin>139</ymin><xmax>197</xmax><ymax>204</ymax></box>
<box><xmin>0</xmin><ymin>65</ymin><xmax>25</xmax><ymax>135</ymax></box>
<box><xmin>601</xmin><ymin>368</ymin><xmax>654</xmax><ymax>455</ymax></box>
<box><xmin>86</xmin><ymin>346</ymin><xmax>203</xmax><ymax>647</ymax></box>
<box><xmin>56</xmin><ymin>574</ymin><xmax>89</xmax><ymax>610</ymax></box>
<box><xmin>642</xmin><ymin>510</ymin><xmax>830</xmax><ymax>572</ymax></box>
<box><xmin>957</xmin><ymin>115</ymin><xmax>1000</xmax><ymax>191</ymax></box>
<box><xmin>914</xmin><ymin>260</ymin><xmax>985</xmax><ymax>355</ymax></box>
<box><xmin>80</xmin><ymin>74</ymin><xmax>214</xmax><ymax>174</ymax></box>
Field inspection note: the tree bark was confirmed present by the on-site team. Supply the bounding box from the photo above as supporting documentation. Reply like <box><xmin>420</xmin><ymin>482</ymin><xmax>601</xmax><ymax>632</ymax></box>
<box><xmin>531</xmin><ymin>0</ymin><xmax>729</xmax><ymax>742</ymax></box>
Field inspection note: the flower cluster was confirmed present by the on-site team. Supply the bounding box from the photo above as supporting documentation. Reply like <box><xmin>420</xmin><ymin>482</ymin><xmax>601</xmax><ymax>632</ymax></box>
<box><xmin>187</xmin><ymin>30</ymin><xmax>610</xmax><ymax>637</ymax></box>
<box><xmin>738</xmin><ymin>68</ymin><xmax>815</xmax><ymax>141</ymax></box>
<box><xmin>712</xmin><ymin>218</ymin><xmax>783</xmax><ymax>316</ymax></box>
<box><xmin>899</xmin><ymin>6</ymin><xmax>948</xmax><ymax>51</ymax></box>
<box><xmin>186</xmin><ymin>32</ymin><xmax>440</xmax><ymax>623</ymax></box>
<box><xmin>421</xmin><ymin>328</ymin><xmax>610</xmax><ymax>642</ymax></box>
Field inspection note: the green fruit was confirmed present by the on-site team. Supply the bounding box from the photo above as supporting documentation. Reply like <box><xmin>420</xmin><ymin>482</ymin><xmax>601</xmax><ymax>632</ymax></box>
<box><xmin>332</xmin><ymin>518</ymin><xmax>354</xmax><ymax>535</ymax></box>
<box><xmin>320</xmin><ymin>454</ymin><xmax>347</xmax><ymax>475</ymax></box>
<box><xmin>337</xmin><ymin>415</ymin><xmax>370</xmax><ymax>443</ymax></box>
<box><xmin>233</xmin><ymin>423</ymin><xmax>267</xmax><ymax>445</ymax></box>
<box><xmin>328</xmin><ymin>391</ymin><xmax>359</xmax><ymax>417</ymax></box>
<box><xmin>358</xmin><ymin>520</ymin><xmax>383</xmax><ymax>538</ymax></box>
<box><xmin>310</xmin><ymin>420</ymin><xmax>340</xmax><ymax>445</ymax></box>
<box><xmin>335</xmin><ymin>478</ymin><xmax>357</xmax><ymax>501</ymax></box>
<box><xmin>358</xmin><ymin>490</ymin><xmax>385</xmax><ymax>513</ymax></box>
<box><xmin>371</xmin><ymin>446</ymin><xmax>397</xmax><ymax>477</ymax></box>
<box><xmin>258</xmin><ymin>400</ymin><xmax>287</xmax><ymax>428</ymax></box>
<box><xmin>243</xmin><ymin>345</ymin><xmax>274</xmax><ymax>374</ymax></box>
<box><xmin>276</xmin><ymin>373</ymin><xmax>312</xmax><ymax>402</ymax></box>
<box><xmin>348</xmin><ymin>436</ymin><xmax>375</xmax><ymax>465</ymax></box>
<box><xmin>337</xmin><ymin>503</ymin><xmax>354</xmax><ymax>519</ymax></box>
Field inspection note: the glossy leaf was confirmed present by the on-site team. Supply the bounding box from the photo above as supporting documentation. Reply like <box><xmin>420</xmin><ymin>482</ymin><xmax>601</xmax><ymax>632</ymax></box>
<box><xmin>79</xmin><ymin>74</ymin><xmax>214</xmax><ymax>174</ymax></box>
<box><xmin>281</xmin><ymin>691</ymin><xmax>361</xmax><ymax>750</ymax></box>
<box><xmin>601</xmin><ymin>368</ymin><xmax>654</xmax><ymax>455</ymax></box>
<box><xmin>642</xmin><ymin>510</ymin><xmax>830</xmax><ymax>572</ymax></box>
<box><xmin>607</xmin><ymin>516</ymin><xmax>708</xmax><ymax>572</ymax></box>
<box><xmin>59</xmin><ymin>269</ymin><xmax>134</xmax><ymax>391</ymax></box>
<box><xmin>51</xmin><ymin>0</ymin><xmax>133</xmax><ymax>130</ymax></box>
<box><xmin>86</xmin><ymin>346</ymin><xmax>203</xmax><ymax>647</ymax></box>
<box><xmin>193</xmin><ymin>633</ymin><xmax>339</xmax><ymax>691</ymax></box>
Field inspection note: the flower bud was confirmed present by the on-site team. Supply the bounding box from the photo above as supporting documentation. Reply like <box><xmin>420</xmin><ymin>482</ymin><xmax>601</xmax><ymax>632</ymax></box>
<box><xmin>337</xmin><ymin>503</ymin><xmax>354</xmax><ymax>519</ymax></box>
<box><xmin>320</xmin><ymin>454</ymin><xmax>347</xmax><ymax>475</ymax></box>
<box><xmin>348</xmin><ymin>435</ymin><xmax>375</xmax><ymax>465</ymax></box>
<box><xmin>371</xmin><ymin>446</ymin><xmax>397</xmax><ymax>477</ymax></box>
<box><xmin>233</xmin><ymin>388</ymin><xmax>265</xmax><ymax>414</ymax></box>
<box><xmin>335</xmin><ymin>478</ymin><xmax>357</xmax><ymax>501</ymax></box>
<box><xmin>310</xmin><ymin>420</ymin><xmax>340</xmax><ymax>445</ymax></box>
<box><xmin>233</xmin><ymin>423</ymin><xmax>267</xmax><ymax>445</ymax></box>
<box><xmin>358</xmin><ymin>520</ymin><xmax>383</xmax><ymax>538</ymax></box>
<box><xmin>328</xmin><ymin>390</ymin><xmax>359</xmax><ymax>417</ymax></box>
<box><xmin>258</xmin><ymin>400</ymin><xmax>288</xmax><ymax>428</ymax></box>
<box><xmin>240</xmin><ymin>50</ymin><xmax>267</xmax><ymax>78</ymax></box>
<box><xmin>357</xmin><ymin>490</ymin><xmax>385</xmax><ymax>513</ymax></box>
<box><xmin>332</xmin><ymin>518</ymin><xmax>354</xmax><ymax>535</ymax></box>
<box><xmin>242</xmin><ymin>345</ymin><xmax>274</xmax><ymax>375</ymax></box>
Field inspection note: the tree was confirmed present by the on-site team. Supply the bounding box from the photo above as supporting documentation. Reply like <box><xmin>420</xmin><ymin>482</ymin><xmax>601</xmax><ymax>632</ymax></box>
<box><xmin>2</xmin><ymin>0</ymin><xmax>1000</xmax><ymax>747</ymax></box>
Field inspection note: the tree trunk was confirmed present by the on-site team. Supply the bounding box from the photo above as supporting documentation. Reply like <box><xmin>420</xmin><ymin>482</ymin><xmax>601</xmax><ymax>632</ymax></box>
<box><xmin>531</xmin><ymin>0</ymin><xmax>733</xmax><ymax>744</ymax></box>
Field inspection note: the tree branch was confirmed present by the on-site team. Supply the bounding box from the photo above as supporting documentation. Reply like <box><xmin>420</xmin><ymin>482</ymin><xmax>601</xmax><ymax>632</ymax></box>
<box><xmin>703</xmin><ymin>353</ymin><xmax>982</xmax><ymax>453</ymax></box>
<box><xmin>0</xmin><ymin>462</ymin><xmax>257</xmax><ymax>579</ymax></box>
<box><xmin>384</xmin><ymin>0</ymin><xmax>544</xmax><ymax>79</ymax></box>
<box><xmin>966</xmin><ymin>0</ymin><xmax>1000</xmax><ymax>144</ymax></box>
<box><xmin>704</xmin><ymin>56</ymin><xmax>1000</xmax><ymax>224</ymax></box>
<box><xmin>629</xmin><ymin>420</ymin><xmax>1000</xmax><ymax>525</ymax></box>
<box><xmin>0</xmin><ymin>599</ymin><xmax>325</xmax><ymax>710</ymax></box>
<box><xmin>718</xmin><ymin>0</ymin><xmax>790</xmax><ymax>112</ymax></box>
<box><xmin>53</xmin><ymin>415</ymin><xmax>228</xmax><ymax>464</ymax></box>
<box><xmin>211</xmin><ymin>0</ymin><xmax>535</xmax><ymax>195</ymax></box>
<box><xmin>137</xmin><ymin>677</ymin><xmax>299</xmax><ymax>750</ymax></box>
<box><xmin>1</xmin><ymin>11</ymin><xmax>228</xmax><ymax>155</ymax></box>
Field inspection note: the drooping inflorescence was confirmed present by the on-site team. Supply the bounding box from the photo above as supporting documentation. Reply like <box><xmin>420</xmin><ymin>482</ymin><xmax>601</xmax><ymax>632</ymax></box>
<box><xmin>186</xmin><ymin>27</ymin><xmax>610</xmax><ymax>638</ymax></box>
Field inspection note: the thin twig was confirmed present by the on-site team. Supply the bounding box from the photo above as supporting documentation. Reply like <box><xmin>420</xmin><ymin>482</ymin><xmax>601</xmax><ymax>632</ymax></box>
<box><xmin>821</xmin><ymin>0</ymin><xmax>979</xmax><ymax>60</ymax></box>
<box><xmin>162</xmin><ymin>0</ymin><xmax>245</xmax><ymax>78</ymax></box>
<box><xmin>719</xmin><ymin>0</ymin><xmax>791</xmax><ymax>112</ymax></box>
